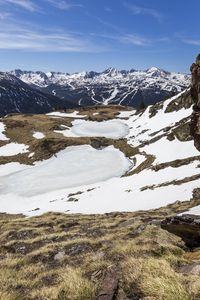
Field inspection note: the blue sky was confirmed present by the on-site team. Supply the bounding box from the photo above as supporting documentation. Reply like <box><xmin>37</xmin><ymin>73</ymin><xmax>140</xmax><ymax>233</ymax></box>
<box><xmin>0</xmin><ymin>0</ymin><xmax>199</xmax><ymax>73</ymax></box>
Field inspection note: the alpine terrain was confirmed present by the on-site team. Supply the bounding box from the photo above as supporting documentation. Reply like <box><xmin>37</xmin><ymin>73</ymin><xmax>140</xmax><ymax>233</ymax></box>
<box><xmin>11</xmin><ymin>67</ymin><xmax>190</xmax><ymax>108</ymax></box>
<box><xmin>1</xmin><ymin>72</ymin><xmax>200</xmax><ymax>300</ymax></box>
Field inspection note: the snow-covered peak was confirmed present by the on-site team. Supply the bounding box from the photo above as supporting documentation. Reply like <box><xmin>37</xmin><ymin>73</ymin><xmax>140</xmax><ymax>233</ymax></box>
<box><xmin>146</xmin><ymin>67</ymin><xmax>169</xmax><ymax>77</ymax></box>
<box><xmin>102</xmin><ymin>67</ymin><xmax>119</xmax><ymax>77</ymax></box>
<box><xmin>8</xmin><ymin>67</ymin><xmax>191</xmax><ymax>107</ymax></box>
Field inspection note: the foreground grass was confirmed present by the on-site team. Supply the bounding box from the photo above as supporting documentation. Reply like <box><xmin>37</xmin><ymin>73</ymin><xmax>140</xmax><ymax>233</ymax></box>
<box><xmin>1</xmin><ymin>195</ymin><xmax>200</xmax><ymax>300</ymax></box>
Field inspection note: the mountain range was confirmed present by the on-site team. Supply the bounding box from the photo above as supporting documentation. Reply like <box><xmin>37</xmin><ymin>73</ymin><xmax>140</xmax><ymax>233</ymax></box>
<box><xmin>0</xmin><ymin>67</ymin><xmax>190</xmax><ymax>116</ymax></box>
<box><xmin>11</xmin><ymin>67</ymin><xmax>190</xmax><ymax>105</ymax></box>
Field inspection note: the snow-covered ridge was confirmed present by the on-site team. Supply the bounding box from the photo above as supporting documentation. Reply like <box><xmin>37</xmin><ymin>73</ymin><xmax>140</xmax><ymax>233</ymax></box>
<box><xmin>11</xmin><ymin>67</ymin><xmax>190</xmax><ymax>89</ymax></box>
<box><xmin>10</xmin><ymin>67</ymin><xmax>190</xmax><ymax>107</ymax></box>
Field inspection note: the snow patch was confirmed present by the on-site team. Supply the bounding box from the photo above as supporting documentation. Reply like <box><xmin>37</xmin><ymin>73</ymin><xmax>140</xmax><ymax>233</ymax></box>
<box><xmin>0</xmin><ymin>143</ymin><xmax>29</xmax><ymax>156</ymax></box>
<box><xmin>0</xmin><ymin>122</ymin><xmax>9</xmax><ymax>141</ymax></box>
<box><xmin>47</xmin><ymin>111</ymin><xmax>86</xmax><ymax>118</ymax></box>
<box><xmin>33</xmin><ymin>132</ymin><xmax>45</xmax><ymax>139</ymax></box>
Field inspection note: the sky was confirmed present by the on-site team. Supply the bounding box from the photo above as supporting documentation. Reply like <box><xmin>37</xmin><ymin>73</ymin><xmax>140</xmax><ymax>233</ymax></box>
<box><xmin>0</xmin><ymin>0</ymin><xmax>199</xmax><ymax>73</ymax></box>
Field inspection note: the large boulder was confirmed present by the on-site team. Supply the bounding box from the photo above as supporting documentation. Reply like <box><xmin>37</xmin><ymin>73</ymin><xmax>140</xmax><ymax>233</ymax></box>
<box><xmin>161</xmin><ymin>214</ymin><xmax>200</xmax><ymax>248</ymax></box>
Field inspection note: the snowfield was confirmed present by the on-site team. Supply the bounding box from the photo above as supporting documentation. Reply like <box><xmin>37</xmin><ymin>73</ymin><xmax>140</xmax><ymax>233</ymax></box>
<box><xmin>0</xmin><ymin>90</ymin><xmax>199</xmax><ymax>216</ymax></box>
<box><xmin>143</xmin><ymin>138</ymin><xmax>199</xmax><ymax>164</ymax></box>
<box><xmin>56</xmin><ymin>119</ymin><xmax>129</xmax><ymax>139</ymax></box>
<box><xmin>0</xmin><ymin>157</ymin><xmax>199</xmax><ymax>216</ymax></box>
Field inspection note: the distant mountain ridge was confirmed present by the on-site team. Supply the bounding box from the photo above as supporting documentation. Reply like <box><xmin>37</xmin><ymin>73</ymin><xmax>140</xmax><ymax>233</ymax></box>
<box><xmin>0</xmin><ymin>72</ymin><xmax>76</xmax><ymax>116</ymax></box>
<box><xmin>11</xmin><ymin>67</ymin><xmax>190</xmax><ymax>107</ymax></box>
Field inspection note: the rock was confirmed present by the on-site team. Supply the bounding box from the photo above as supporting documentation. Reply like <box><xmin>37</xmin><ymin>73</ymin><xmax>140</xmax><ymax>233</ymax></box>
<box><xmin>54</xmin><ymin>250</ymin><xmax>65</xmax><ymax>261</ymax></box>
<box><xmin>161</xmin><ymin>214</ymin><xmax>200</xmax><ymax>248</ymax></box>
<box><xmin>91</xmin><ymin>270</ymin><xmax>103</xmax><ymax>282</ymax></box>
<box><xmin>96</xmin><ymin>265</ymin><xmax>119</xmax><ymax>300</ymax></box>
<box><xmin>127</xmin><ymin>224</ymin><xmax>146</xmax><ymax>238</ymax></box>
<box><xmin>65</xmin><ymin>244</ymin><xmax>92</xmax><ymax>256</ymax></box>
<box><xmin>179</xmin><ymin>262</ymin><xmax>200</xmax><ymax>275</ymax></box>
<box><xmin>190</xmin><ymin>55</ymin><xmax>200</xmax><ymax>152</ymax></box>
<box><xmin>190</xmin><ymin>110</ymin><xmax>200</xmax><ymax>151</ymax></box>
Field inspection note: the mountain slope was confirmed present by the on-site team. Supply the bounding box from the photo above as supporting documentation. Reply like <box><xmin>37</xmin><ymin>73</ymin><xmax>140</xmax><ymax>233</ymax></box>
<box><xmin>11</xmin><ymin>67</ymin><xmax>190</xmax><ymax>107</ymax></box>
<box><xmin>0</xmin><ymin>89</ymin><xmax>199</xmax><ymax>216</ymax></box>
<box><xmin>0</xmin><ymin>72</ymin><xmax>76</xmax><ymax>116</ymax></box>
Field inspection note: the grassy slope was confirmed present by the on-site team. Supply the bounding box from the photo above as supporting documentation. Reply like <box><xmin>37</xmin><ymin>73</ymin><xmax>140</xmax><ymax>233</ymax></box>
<box><xmin>1</xmin><ymin>191</ymin><xmax>200</xmax><ymax>300</ymax></box>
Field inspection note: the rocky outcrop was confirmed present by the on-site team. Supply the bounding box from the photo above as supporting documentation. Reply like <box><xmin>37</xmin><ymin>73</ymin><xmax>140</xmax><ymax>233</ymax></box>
<box><xmin>190</xmin><ymin>110</ymin><xmax>200</xmax><ymax>151</ymax></box>
<box><xmin>161</xmin><ymin>214</ymin><xmax>200</xmax><ymax>248</ymax></box>
<box><xmin>190</xmin><ymin>54</ymin><xmax>200</xmax><ymax>151</ymax></box>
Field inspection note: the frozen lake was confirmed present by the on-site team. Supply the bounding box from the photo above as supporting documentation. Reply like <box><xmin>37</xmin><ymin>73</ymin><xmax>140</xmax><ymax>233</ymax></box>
<box><xmin>0</xmin><ymin>145</ymin><xmax>132</xmax><ymax>197</ymax></box>
<box><xmin>56</xmin><ymin>119</ymin><xmax>129</xmax><ymax>139</ymax></box>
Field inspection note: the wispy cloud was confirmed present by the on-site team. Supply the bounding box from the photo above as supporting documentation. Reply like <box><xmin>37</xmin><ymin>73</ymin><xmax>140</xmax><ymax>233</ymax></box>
<box><xmin>121</xmin><ymin>34</ymin><xmax>150</xmax><ymax>46</ymax></box>
<box><xmin>183</xmin><ymin>39</ymin><xmax>200</xmax><ymax>46</ymax></box>
<box><xmin>0</xmin><ymin>19</ymin><xmax>106</xmax><ymax>53</ymax></box>
<box><xmin>45</xmin><ymin>0</ymin><xmax>83</xmax><ymax>10</ymax></box>
<box><xmin>0</xmin><ymin>0</ymin><xmax>38</xmax><ymax>12</ymax></box>
<box><xmin>124</xmin><ymin>2</ymin><xmax>164</xmax><ymax>22</ymax></box>
<box><xmin>0</xmin><ymin>0</ymin><xmax>82</xmax><ymax>13</ymax></box>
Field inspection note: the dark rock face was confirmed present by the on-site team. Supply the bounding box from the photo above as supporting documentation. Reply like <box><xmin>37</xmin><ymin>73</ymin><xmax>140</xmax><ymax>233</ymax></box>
<box><xmin>190</xmin><ymin>55</ymin><xmax>200</xmax><ymax>151</ymax></box>
<box><xmin>190</xmin><ymin>110</ymin><xmax>200</xmax><ymax>151</ymax></box>
<box><xmin>161</xmin><ymin>214</ymin><xmax>200</xmax><ymax>248</ymax></box>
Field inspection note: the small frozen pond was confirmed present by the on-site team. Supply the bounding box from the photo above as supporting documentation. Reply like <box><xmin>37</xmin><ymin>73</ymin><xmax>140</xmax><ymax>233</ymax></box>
<box><xmin>0</xmin><ymin>145</ymin><xmax>132</xmax><ymax>197</ymax></box>
<box><xmin>56</xmin><ymin>119</ymin><xmax>129</xmax><ymax>139</ymax></box>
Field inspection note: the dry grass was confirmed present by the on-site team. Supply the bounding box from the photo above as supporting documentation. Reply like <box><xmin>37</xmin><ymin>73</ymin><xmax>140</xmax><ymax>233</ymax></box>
<box><xmin>0</xmin><ymin>106</ymin><xmax>137</xmax><ymax>165</ymax></box>
<box><xmin>122</xmin><ymin>257</ymin><xmax>190</xmax><ymax>300</ymax></box>
<box><xmin>1</xmin><ymin>196</ymin><xmax>200</xmax><ymax>299</ymax></box>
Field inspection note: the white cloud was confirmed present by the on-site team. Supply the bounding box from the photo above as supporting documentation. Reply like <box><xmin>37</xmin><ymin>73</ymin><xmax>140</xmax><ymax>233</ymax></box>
<box><xmin>1</xmin><ymin>0</ymin><xmax>38</xmax><ymax>12</ymax></box>
<box><xmin>124</xmin><ymin>3</ymin><xmax>163</xmax><ymax>22</ymax></box>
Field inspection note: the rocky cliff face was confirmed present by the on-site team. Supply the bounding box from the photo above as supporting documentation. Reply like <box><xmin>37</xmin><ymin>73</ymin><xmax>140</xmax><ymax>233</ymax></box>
<box><xmin>190</xmin><ymin>110</ymin><xmax>200</xmax><ymax>151</ymax></box>
<box><xmin>190</xmin><ymin>56</ymin><xmax>200</xmax><ymax>151</ymax></box>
